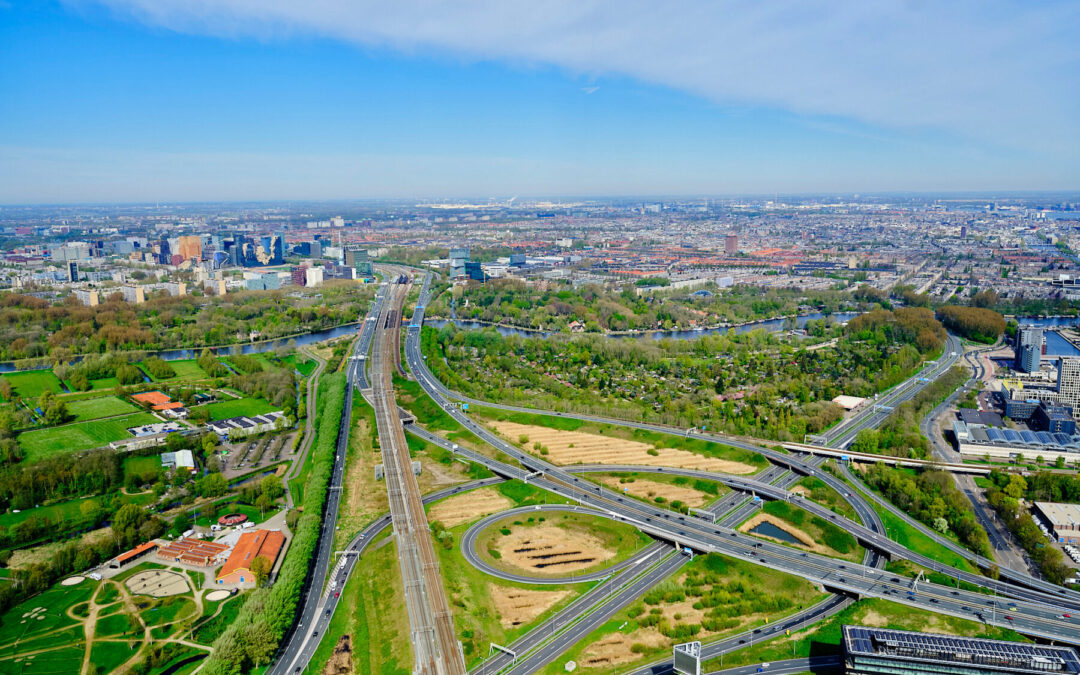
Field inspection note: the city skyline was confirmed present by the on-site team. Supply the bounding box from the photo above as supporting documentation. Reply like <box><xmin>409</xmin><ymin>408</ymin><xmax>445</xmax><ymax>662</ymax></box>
<box><xmin>1</xmin><ymin>1</ymin><xmax>1078</xmax><ymax>203</ymax></box>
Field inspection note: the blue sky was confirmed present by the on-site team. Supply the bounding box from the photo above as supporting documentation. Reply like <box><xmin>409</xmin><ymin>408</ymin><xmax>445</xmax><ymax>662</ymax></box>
<box><xmin>1</xmin><ymin>1</ymin><xmax>1078</xmax><ymax>203</ymax></box>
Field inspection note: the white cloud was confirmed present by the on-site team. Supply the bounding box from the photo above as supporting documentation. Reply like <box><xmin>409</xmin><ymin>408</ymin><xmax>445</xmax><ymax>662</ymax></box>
<box><xmin>74</xmin><ymin>0</ymin><xmax>1080</xmax><ymax>156</ymax></box>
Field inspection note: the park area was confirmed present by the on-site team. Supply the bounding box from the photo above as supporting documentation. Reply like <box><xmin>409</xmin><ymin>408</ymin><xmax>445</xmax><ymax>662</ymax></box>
<box><xmin>0</xmin><ymin>562</ymin><xmax>243</xmax><ymax>675</ymax></box>
<box><xmin>17</xmin><ymin>412</ymin><xmax>160</xmax><ymax>461</ymax></box>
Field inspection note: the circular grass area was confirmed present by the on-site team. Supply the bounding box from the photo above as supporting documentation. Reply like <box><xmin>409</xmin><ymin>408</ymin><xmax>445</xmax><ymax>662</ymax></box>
<box><xmin>474</xmin><ymin>510</ymin><xmax>649</xmax><ymax>580</ymax></box>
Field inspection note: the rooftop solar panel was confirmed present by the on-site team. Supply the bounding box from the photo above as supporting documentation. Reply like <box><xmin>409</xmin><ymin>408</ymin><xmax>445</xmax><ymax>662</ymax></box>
<box><xmin>843</xmin><ymin>626</ymin><xmax>1080</xmax><ymax>674</ymax></box>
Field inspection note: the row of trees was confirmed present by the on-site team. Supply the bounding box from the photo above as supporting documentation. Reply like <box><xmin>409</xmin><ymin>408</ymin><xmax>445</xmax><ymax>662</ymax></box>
<box><xmin>850</xmin><ymin>367</ymin><xmax>968</xmax><ymax>459</ymax></box>
<box><xmin>202</xmin><ymin>372</ymin><xmax>346</xmax><ymax>674</ymax></box>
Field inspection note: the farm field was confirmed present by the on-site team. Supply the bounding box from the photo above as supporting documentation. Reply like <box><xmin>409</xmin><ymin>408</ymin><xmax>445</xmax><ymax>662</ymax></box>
<box><xmin>1</xmin><ymin>370</ymin><xmax>65</xmax><ymax>399</ymax></box>
<box><xmin>67</xmin><ymin>395</ymin><xmax>139</xmax><ymax>422</ymax></box>
<box><xmin>202</xmin><ymin>396</ymin><xmax>276</xmax><ymax>420</ymax></box>
<box><xmin>487</xmin><ymin>419</ymin><xmax>759</xmax><ymax>474</ymax></box>
<box><xmin>17</xmin><ymin>412</ymin><xmax>160</xmax><ymax>461</ymax></box>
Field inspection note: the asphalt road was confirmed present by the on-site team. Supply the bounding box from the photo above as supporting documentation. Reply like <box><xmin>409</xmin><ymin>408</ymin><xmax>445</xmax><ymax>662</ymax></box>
<box><xmin>404</xmin><ymin>272</ymin><xmax>1080</xmax><ymax>644</ymax></box>
<box><xmin>269</xmin><ymin>280</ymin><xmax>389</xmax><ymax>675</ymax></box>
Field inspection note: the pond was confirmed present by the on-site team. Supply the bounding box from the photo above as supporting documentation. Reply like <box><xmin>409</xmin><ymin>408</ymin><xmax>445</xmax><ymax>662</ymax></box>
<box><xmin>750</xmin><ymin>520</ymin><xmax>803</xmax><ymax>546</ymax></box>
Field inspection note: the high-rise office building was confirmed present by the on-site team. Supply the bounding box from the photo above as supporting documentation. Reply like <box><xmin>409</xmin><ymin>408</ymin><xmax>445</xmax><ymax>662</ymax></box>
<box><xmin>1016</xmin><ymin>327</ymin><xmax>1042</xmax><ymax>373</ymax></box>
<box><xmin>158</xmin><ymin>238</ymin><xmax>172</xmax><ymax>265</ymax></box>
<box><xmin>1057</xmin><ymin>356</ymin><xmax>1080</xmax><ymax>411</ymax></box>
<box><xmin>177</xmin><ymin>235</ymin><xmax>202</xmax><ymax>262</ymax></box>
<box><xmin>725</xmin><ymin>234</ymin><xmax>738</xmax><ymax>256</ymax></box>
<box><xmin>449</xmin><ymin>248</ymin><xmax>469</xmax><ymax>278</ymax></box>
<box><xmin>464</xmin><ymin>261</ymin><xmax>485</xmax><ymax>282</ymax></box>
<box><xmin>291</xmin><ymin>266</ymin><xmax>307</xmax><ymax>287</ymax></box>
<box><xmin>67</xmin><ymin>261</ymin><xmax>78</xmax><ymax>283</ymax></box>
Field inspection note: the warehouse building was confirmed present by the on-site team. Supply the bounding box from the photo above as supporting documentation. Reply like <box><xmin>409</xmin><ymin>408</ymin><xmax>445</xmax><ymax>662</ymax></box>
<box><xmin>843</xmin><ymin>626</ymin><xmax>1080</xmax><ymax>675</ymax></box>
<box><xmin>1033</xmin><ymin>502</ymin><xmax>1080</xmax><ymax>545</ymax></box>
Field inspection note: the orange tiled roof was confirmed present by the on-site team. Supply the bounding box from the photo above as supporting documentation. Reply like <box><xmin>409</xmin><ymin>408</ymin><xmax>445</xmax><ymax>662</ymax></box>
<box><xmin>116</xmin><ymin>541</ymin><xmax>158</xmax><ymax>564</ymax></box>
<box><xmin>216</xmin><ymin>530</ymin><xmax>285</xmax><ymax>580</ymax></box>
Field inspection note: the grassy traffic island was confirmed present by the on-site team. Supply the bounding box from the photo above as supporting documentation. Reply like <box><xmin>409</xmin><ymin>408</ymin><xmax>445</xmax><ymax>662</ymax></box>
<box><xmin>539</xmin><ymin>552</ymin><xmax>827</xmax><ymax>675</ymax></box>
<box><xmin>740</xmin><ymin>500</ymin><xmax>863</xmax><ymax>563</ymax></box>
<box><xmin>474</xmin><ymin>510</ymin><xmax>652</xmax><ymax>581</ymax></box>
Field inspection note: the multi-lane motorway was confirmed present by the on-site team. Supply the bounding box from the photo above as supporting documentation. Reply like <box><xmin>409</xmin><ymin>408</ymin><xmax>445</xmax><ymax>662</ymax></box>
<box><xmin>274</xmin><ymin>269</ymin><xmax>1079</xmax><ymax>675</ymax></box>
<box><xmin>403</xmin><ymin>276</ymin><xmax>1080</xmax><ymax>647</ymax></box>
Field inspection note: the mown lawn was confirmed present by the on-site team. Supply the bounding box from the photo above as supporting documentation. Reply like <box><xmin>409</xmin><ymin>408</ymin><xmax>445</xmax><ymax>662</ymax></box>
<box><xmin>139</xmin><ymin>359</ymin><xmax>207</xmax><ymax>382</ymax></box>
<box><xmin>67</xmin><ymin>395</ymin><xmax>139</xmax><ymax>422</ymax></box>
<box><xmin>202</xmin><ymin>397</ymin><xmax>275</xmax><ymax>421</ymax></box>
<box><xmin>1</xmin><ymin>370</ymin><xmax>65</xmax><ymax>399</ymax></box>
<box><xmin>17</xmin><ymin>412</ymin><xmax>161</xmax><ymax>461</ymax></box>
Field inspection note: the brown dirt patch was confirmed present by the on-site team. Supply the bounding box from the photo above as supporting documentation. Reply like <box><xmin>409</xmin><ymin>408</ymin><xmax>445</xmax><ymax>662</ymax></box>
<box><xmin>416</xmin><ymin>456</ymin><xmax>469</xmax><ymax>494</ymax></box>
<box><xmin>490</xmin><ymin>585</ymin><xmax>570</xmax><ymax>628</ymax></box>
<box><xmin>125</xmin><ymin>569</ymin><xmax>189</xmax><ymax>597</ymax></box>
<box><xmin>488</xmin><ymin>421</ymin><xmax>756</xmax><ymax>474</ymax></box>
<box><xmin>428</xmin><ymin>487</ymin><xmax>512</xmax><ymax>528</ymax></box>
<box><xmin>740</xmin><ymin>513</ymin><xmax>834</xmax><ymax>556</ymax></box>
<box><xmin>322</xmin><ymin>635</ymin><xmax>354</xmax><ymax>675</ymax></box>
<box><xmin>493</xmin><ymin>525</ymin><xmax>615</xmax><ymax>575</ymax></box>
<box><xmin>789</xmin><ymin>485</ymin><xmax>810</xmax><ymax>496</ymax></box>
<box><xmin>580</xmin><ymin>628</ymin><xmax>667</xmax><ymax>668</ymax></box>
<box><xmin>600</xmin><ymin>477</ymin><xmax>710</xmax><ymax>508</ymax></box>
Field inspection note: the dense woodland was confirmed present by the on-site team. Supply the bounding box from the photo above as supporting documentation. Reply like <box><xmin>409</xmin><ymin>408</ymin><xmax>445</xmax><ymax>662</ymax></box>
<box><xmin>427</xmin><ymin>279</ymin><xmax>870</xmax><ymax>333</ymax></box>
<box><xmin>423</xmin><ymin>306</ymin><xmax>946</xmax><ymax>441</ymax></box>
<box><xmin>858</xmin><ymin>462</ymin><xmax>992</xmax><ymax>558</ymax></box>
<box><xmin>985</xmin><ymin>472</ymin><xmax>1074</xmax><ymax>584</ymax></box>
<box><xmin>0</xmin><ymin>281</ymin><xmax>374</xmax><ymax>362</ymax></box>
<box><xmin>936</xmin><ymin>305</ymin><xmax>1007</xmax><ymax>343</ymax></box>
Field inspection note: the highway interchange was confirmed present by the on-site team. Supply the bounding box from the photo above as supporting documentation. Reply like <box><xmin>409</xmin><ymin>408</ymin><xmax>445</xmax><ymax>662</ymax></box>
<box><xmin>272</xmin><ymin>268</ymin><xmax>1080</xmax><ymax>675</ymax></box>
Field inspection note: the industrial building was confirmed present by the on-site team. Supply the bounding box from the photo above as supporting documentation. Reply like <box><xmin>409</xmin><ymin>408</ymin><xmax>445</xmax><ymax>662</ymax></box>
<box><xmin>206</xmin><ymin>411</ymin><xmax>285</xmax><ymax>439</ymax></box>
<box><xmin>843</xmin><ymin>626</ymin><xmax>1080</xmax><ymax>675</ymax></box>
<box><xmin>1033</xmin><ymin>502</ymin><xmax>1080</xmax><ymax>544</ymax></box>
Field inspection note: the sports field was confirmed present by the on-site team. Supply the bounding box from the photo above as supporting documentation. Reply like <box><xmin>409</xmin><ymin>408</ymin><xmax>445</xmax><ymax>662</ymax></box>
<box><xmin>139</xmin><ymin>358</ymin><xmax>207</xmax><ymax>382</ymax></box>
<box><xmin>203</xmin><ymin>396</ymin><xmax>276</xmax><ymax>420</ymax></box>
<box><xmin>18</xmin><ymin>412</ymin><xmax>160</xmax><ymax>461</ymax></box>
<box><xmin>1</xmin><ymin>370</ymin><xmax>65</xmax><ymax>399</ymax></box>
<box><xmin>67</xmin><ymin>395</ymin><xmax>139</xmax><ymax>422</ymax></box>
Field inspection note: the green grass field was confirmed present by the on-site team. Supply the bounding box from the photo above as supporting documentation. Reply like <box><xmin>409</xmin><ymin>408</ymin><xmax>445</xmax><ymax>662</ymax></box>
<box><xmin>67</xmin><ymin>395</ymin><xmax>139</xmax><ymax>422</ymax></box>
<box><xmin>1</xmin><ymin>370</ymin><xmax>65</xmax><ymax>399</ymax></box>
<box><xmin>139</xmin><ymin>359</ymin><xmax>208</xmax><ymax>382</ymax></box>
<box><xmin>309</xmin><ymin>531</ymin><xmax>413</xmax><ymax>674</ymax></box>
<box><xmin>17</xmin><ymin>412</ymin><xmax>160</xmax><ymax>461</ymax></box>
<box><xmin>0</xmin><ymin>490</ymin><xmax>153</xmax><ymax>530</ymax></box>
<box><xmin>123</xmin><ymin>453</ymin><xmax>162</xmax><ymax>479</ymax></box>
<box><xmin>0</xmin><ymin>580</ymin><xmax>95</xmax><ymax>646</ymax></box>
<box><xmin>202</xmin><ymin>396</ymin><xmax>276</xmax><ymax>420</ymax></box>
